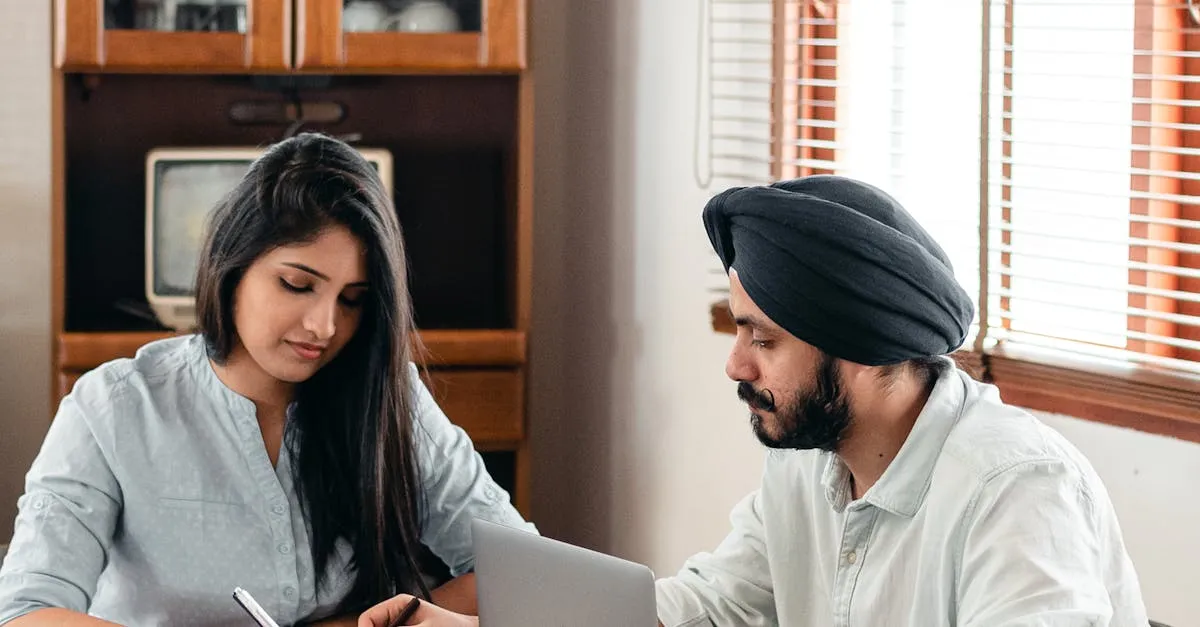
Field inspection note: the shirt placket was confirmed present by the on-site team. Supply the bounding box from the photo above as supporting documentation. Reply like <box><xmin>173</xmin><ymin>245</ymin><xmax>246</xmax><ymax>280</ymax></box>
<box><xmin>832</xmin><ymin>503</ymin><xmax>878</xmax><ymax>627</ymax></box>
<box><xmin>232</xmin><ymin>405</ymin><xmax>303</xmax><ymax>624</ymax></box>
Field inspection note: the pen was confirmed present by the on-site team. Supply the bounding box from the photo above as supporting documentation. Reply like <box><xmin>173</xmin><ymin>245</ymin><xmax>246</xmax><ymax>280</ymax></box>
<box><xmin>232</xmin><ymin>587</ymin><xmax>281</xmax><ymax>627</ymax></box>
<box><xmin>389</xmin><ymin>597</ymin><xmax>422</xmax><ymax>627</ymax></box>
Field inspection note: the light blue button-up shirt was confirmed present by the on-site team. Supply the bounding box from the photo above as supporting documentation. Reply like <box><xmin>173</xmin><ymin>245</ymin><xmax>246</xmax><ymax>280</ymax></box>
<box><xmin>0</xmin><ymin>334</ymin><xmax>535</xmax><ymax>626</ymax></box>
<box><xmin>656</xmin><ymin>366</ymin><xmax>1148</xmax><ymax>626</ymax></box>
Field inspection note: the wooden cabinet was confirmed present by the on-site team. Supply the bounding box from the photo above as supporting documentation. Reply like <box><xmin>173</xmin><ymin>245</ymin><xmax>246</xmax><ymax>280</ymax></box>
<box><xmin>55</xmin><ymin>0</ymin><xmax>526</xmax><ymax>73</ymax></box>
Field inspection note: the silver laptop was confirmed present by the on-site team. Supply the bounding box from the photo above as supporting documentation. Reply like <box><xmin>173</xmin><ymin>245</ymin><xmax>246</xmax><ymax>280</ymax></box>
<box><xmin>473</xmin><ymin>518</ymin><xmax>658</xmax><ymax>627</ymax></box>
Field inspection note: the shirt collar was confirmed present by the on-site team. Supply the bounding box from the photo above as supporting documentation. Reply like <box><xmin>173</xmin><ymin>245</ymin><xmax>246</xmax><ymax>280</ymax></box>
<box><xmin>187</xmin><ymin>334</ymin><xmax>258</xmax><ymax>415</ymax></box>
<box><xmin>820</xmin><ymin>362</ymin><xmax>970</xmax><ymax>517</ymax></box>
<box><xmin>820</xmin><ymin>453</ymin><xmax>853</xmax><ymax>513</ymax></box>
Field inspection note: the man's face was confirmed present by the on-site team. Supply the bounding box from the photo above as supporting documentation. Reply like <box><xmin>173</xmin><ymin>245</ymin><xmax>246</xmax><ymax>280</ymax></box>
<box><xmin>726</xmin><ymin>270</ymin><xmax>852</xmax><ymax>451</ymax></box>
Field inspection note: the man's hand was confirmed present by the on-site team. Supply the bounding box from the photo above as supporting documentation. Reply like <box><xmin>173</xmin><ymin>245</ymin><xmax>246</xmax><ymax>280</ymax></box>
<box><xmin>356</xmin><ymin>595</ymin><xmax>479</xmax><ymax>627</ymax></box>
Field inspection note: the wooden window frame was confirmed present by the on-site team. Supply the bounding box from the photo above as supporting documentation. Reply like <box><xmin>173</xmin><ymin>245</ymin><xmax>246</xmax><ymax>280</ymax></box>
<box><xmin>982</xmin><ymin>0</ymin><xmax>1200</xmax><ymax>441</ymax></box>
<box><xmin>711</xmin><ymin>0</ymin><xmax>1200</xmax><ymax>444</ymax></box>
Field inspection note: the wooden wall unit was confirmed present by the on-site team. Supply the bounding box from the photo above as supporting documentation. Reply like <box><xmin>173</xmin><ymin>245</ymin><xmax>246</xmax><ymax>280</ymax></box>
<box><xmin>50</xmin><ymin>1</ymin><xmax>533</xmax><ymax>515</ymax></box>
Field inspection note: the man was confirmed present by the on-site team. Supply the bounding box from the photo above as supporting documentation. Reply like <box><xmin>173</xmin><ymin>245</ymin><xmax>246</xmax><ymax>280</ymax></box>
<box><xmin>654</xmin><ymin>175</ymin><xmax>1147</xmax><ymax>626</ymax></box>
<box><xmin>357</xmin><ymin>176</ymin><xmax>1148</xmax><ymax>626</ymax></box>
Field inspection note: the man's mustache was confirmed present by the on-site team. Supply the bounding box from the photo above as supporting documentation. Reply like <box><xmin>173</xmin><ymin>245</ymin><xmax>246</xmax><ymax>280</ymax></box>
<box><xmin>737</xmin><ymin>381</ymin><xmax>776</xmax><ymax>412</ymax></box>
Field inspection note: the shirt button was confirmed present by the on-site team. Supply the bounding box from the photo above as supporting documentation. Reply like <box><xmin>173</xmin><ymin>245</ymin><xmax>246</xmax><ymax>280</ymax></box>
<box><xmin>284</xmin><ymin>587</ymin><xmax>296</xmax><ymax>598</ymax></box>
<box><xmin>278</xmin><ymin>543</ymin><xmax>292</xmax><ymax>555</ymax></box>
<box><xmin>485</xmin><ymin>486</ymin><xmax>499</xmax><ymax>501</ymax></box>
<box><xmin>846</xmin><ymin>550</ymin><xmax>858</xmax><ymax>565</ymax></box>
<box><xmin>33</xmin><ymin>498</ymin><xmax>46</xmax><ymax>510</ymax></box>
<box><xmin>272</xmin><ymin>504</ymin><xmax>286</xmax><ymax>515</ymax></box>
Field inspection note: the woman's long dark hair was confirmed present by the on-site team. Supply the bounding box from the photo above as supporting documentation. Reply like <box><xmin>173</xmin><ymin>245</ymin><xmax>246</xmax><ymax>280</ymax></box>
<box><xmin>194</xmin><ymin>133</ymin><xmax>428</xmax><ymax>610</ymax></box>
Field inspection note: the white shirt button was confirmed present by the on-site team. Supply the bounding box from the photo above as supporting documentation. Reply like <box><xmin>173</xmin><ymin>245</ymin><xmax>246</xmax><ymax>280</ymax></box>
<box><xmin>272</xmin><ymin>504</ymin><xmax>286</xmax><ymax>515</ymax></box>
<box><xmin>846</xmin><ymin>550</ymin><xmax>858</xmax><ymax>565</ymax></box>
<box><xmin>284</xmin><ymin>586</ymin><xmax>296</xmax><ymax>598</ymax></box>
<box><xmin>278</xmin><ymin>543</ymin><xmax>292</xmax><ymax>555</ymax></box>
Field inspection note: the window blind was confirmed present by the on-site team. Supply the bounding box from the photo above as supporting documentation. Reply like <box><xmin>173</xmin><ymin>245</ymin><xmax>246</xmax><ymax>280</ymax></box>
<box><xmin>699</xmin><ymin>0</ymin><xmax>775</xmax><ymax>295</ymax></box>
<box><xmin>983</xmin><ymin>0</ymin><xmax>1200</xmax><ymax>375</ymax></box>
<box><xmin>702</xmin><ymin>0</ymin><xmax>1200</xmax><ymax>381</ymax></box>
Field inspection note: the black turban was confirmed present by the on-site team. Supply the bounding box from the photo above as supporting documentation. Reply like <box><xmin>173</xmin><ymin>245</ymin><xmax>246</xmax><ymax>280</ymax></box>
<box><xmin>704</xmin><ymin>175</ymin><xmax>974</xmax><ymax>366</ymax></box>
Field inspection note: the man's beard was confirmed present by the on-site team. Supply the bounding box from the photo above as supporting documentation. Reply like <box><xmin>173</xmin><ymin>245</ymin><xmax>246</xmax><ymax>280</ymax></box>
<box><xmin>736</xmin><ymin>354</ymin><xmax>852</xmax><ymax>452</ymax></box>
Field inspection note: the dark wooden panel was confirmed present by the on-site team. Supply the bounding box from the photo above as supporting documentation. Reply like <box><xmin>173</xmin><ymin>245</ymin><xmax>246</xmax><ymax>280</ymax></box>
<box><xmin>63</xmin><ymin>74</ymin><xmax>517</xmax><ymax>332</ymax></box>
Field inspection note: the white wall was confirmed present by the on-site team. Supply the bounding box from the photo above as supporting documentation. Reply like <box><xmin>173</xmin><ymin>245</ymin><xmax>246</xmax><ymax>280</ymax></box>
<box><xmin>527</xmin><ymin>1</ymin><xmax>1200</xmax><ymax>625</ymax></box>
<box><xmin>1038</xmin><ymin>413</ymin><xmax>1200</xmax><ymax>626</ymax></box>
<box><xmin>527</xmin><ymin>0</ymin><xmax>766</xmax><ymax>570</ymax></box>
<box><xmin>0</xmin><ymin>2</ymin><xmax>53</xmax><ymax>544</ymax></box>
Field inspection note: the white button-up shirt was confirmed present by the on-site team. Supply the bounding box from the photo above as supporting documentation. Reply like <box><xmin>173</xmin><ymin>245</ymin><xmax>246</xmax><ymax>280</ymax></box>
<box><xmin>656</xmin><ymin>367</ymin><xmax>1148</xmax><ymax>626</ymax></box>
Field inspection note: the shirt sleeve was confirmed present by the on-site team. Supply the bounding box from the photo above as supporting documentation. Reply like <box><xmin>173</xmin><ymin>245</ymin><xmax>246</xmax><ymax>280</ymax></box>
<box><xmin>654</xmin><ymin>490</ymin><xmax>776</xmax><ymax>627</ymax></box>
<box><xmin>957</xmin><ymin>459</ymin><xmax>1125</xmax><ymax>627</ymax></box>
<box><xmin>0</xmin><ymin>388</ymin><xmax>123</xmax><ymax>624</ymax></box>
<box><xmin>407</xmin><ymin>366</ymin><xmax>537</xmax><ymax>577</ymax></box>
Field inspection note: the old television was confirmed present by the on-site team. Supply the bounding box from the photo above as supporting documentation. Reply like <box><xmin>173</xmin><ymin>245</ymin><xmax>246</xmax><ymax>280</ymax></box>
<box><xmin>145</xmin><ymin>146</ymin><xmax>394</xmax><ymax>331</ymax></box>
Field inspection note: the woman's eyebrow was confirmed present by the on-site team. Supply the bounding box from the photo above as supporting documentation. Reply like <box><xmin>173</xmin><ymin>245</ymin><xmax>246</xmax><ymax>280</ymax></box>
<box><xmin>282</xmin><ymin>262</ymin><xmax>329</xmax><ymax>281</ymax></box>
<box><xmin>281</xmin><ymin>262</ymin><xmax>369</xmax><ymax>287</ymax></box>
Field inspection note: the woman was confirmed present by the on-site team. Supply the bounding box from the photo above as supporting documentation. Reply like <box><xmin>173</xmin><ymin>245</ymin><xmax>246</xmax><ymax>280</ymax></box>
<box><xmin>0</xmin><ymin>133</ymin><xmax>534</xmax><ymax>626</ymax></box>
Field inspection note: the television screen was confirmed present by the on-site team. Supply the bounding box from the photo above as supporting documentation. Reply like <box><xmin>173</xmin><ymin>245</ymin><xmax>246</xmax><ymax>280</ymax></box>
<box><xmin>152</xmin><ymin>160</ymin><xmax>249</xmax><ymax>296</ymax></box>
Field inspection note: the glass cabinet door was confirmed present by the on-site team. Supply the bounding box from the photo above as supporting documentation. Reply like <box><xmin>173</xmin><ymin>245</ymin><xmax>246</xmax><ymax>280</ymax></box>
<box><xmin>295</xmin><ymin>0</ymin><xmax>525</xmax><ymax>71</ymax></box>
<box><xmin>56</xmin><ymin>0</ymin><xmax>291</xmax><ymax>72</ymax></box>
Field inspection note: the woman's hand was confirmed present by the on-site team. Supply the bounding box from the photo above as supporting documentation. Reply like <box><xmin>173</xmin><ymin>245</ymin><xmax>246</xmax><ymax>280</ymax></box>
<box><xmin>356</xmin><ymin>595</ymin><xmax>479</xmax><ymax>627</ymax></box>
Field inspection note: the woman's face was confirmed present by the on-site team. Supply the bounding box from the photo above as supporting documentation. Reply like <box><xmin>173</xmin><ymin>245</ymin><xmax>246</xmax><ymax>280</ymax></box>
<box><xmin>231</xmin><ymin>225</ymin><xmax>369</xmax><ymax>384</ymax></box>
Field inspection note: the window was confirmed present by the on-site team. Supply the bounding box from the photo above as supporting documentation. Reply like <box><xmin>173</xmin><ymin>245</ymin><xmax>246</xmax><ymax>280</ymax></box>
<box><xmin>700</xmin><ymin>0</ymin><xmax>1200</xmax><ymax>440</ymax></box>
